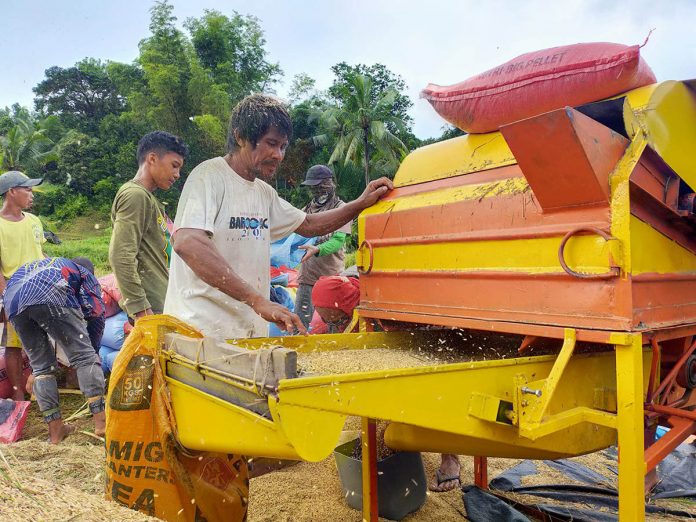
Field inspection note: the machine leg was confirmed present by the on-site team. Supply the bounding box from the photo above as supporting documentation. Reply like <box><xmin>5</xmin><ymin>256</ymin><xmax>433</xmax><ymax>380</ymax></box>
<box><xmin>361</xmin><ymin>417</ymin><xmax>378</xmax><ymax>521</ymax></box>
<box><xmin>615</xmin><ymin>334</ymin><xmax>645</xmax><ymax>521</ymax></box>
<box><xmin>474</xmin><ymin>456</ymin><xmax>488</xmax><ymax>489</ymax></box>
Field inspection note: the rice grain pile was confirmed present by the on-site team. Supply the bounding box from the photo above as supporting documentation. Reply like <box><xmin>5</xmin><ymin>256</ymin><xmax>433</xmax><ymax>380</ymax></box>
<box><xmin>298</xmin><ymin>348</ymin><xmax>438</xmax><ymax>375</ymax></box>
<box><xmin>0</xmin><ymin>394</ymin><xmax>157</xmax><ymax>522</ymax></box>
<box><xmin>248</xmin><ymin>452</ymin><xmax>485</xmax><ymax>521</ymax></box>
<box><xmin>296</xmin><ymin>329</ymin><xmax>525</xmax><ymax>375</ymax></box>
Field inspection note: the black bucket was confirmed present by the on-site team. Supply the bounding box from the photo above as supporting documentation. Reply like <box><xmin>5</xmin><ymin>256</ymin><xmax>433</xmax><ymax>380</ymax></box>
<box><xmin>333</xmin><ymin>438</ymin><xmax>427</xmax><ymax>521</ymax></box>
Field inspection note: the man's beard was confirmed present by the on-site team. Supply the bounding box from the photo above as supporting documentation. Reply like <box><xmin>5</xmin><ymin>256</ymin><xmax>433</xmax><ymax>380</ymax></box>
<box><xmin>251</xmin><ymin>161</ymin><xmax>278</xmax><ymax>180</ymax></box>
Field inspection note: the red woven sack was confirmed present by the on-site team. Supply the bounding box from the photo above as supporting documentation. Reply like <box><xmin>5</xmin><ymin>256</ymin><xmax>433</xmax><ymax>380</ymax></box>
<box><xmin>421</xmin><ymin>42</ymin><xmax>656</xmax><ymax>134</ymax></box>
<box><xmin>0</xmin><ymin>399</ymin><xmax>31</xmax><ymax>443</ymax></box>
<box><xmin>98</xmin><ymin>273</ymin><xmax>123</xmax><ymax>318</ymax></box>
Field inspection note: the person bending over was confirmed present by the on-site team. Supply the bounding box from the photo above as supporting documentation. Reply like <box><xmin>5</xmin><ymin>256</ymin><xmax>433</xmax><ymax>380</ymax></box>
<box><xmin>3</xmin><ymin>256</ymin><xmax>106</xmax><ymax>443</ymax></box>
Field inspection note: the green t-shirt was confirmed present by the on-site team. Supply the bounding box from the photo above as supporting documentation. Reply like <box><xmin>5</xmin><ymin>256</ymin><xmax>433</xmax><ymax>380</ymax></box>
<box><xmin>109</xmin><ymin>181</ymin><xmax>171</xmax><ymax>315</ymax></box>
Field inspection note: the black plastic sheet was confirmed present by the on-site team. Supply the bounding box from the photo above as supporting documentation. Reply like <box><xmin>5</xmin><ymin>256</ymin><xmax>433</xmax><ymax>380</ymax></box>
<box><xmin>463</xmin><ymin>444</ymin><xmax>696</xmax><ymax>521</ymax></box>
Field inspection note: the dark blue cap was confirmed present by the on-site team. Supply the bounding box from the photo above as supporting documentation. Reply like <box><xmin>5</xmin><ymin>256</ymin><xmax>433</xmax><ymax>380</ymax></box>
<box><xmin>301</xmin><ymin>165</ymin><xmax>334</xmax><ymax>186</ymax></box>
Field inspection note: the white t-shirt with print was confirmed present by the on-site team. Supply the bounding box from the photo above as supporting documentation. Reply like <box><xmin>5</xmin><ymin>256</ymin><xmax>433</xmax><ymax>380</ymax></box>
<box><xmin>164</xmin><ymin>157</ymin><xmax>306</xmax><ymax>340</ymax></box>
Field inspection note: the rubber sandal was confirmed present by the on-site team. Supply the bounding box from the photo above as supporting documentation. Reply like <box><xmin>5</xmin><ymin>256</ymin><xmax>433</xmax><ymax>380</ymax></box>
<box><xmin>429</xmin><ymin>469</ymin><xmax>462</xmax><ymax>492</ymax></box>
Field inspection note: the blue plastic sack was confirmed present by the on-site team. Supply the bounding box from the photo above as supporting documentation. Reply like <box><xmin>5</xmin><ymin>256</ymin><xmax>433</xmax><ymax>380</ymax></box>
<box><xmin>270</xmin><ymin>234</ymin><xmax>316</xmax><ymax>269</ymax></box>
<box><xmin>268</xmin><ymin>286</ymin><xmax>296</xmax><ymax>337</ymax></box>
<box><xmin>271</xmin><ymin>273</ymin><xmax>290</xmax><ymax>287</ymax></box>
<box><xmin>268</xmin><ymin>323</ymin><xmax>286</xmax><ymax>337</ymax></box>
<box><xmin>99</xmin><ymin>346</ymin><xmax>120</xmax><ymax>373</ymax></box>
<box><xmin>101</xmin><ymin>311</ymin><xmax>128</xmax><ymax>350</ymax></box>
<box><xmin>270</xmin><ymin>286</ymin><xmax>295</xmax><ymax>312</ymax></box>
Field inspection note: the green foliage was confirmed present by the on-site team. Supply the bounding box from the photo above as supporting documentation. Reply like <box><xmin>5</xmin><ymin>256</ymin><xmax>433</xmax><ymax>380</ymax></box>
<box><xmin>32</xmin><ymin>182</ymin><xmax>68</xmax><ymax>215</ymax></box>
<box><xmin>53</xmin><ymin>194</ymin><xmax>89</xmax><ymax>221</ymax></box>
<box><xmin>93</xmin><ymin>177</ymin><xmax>121</xmax><ymax>210</ymax></box>
<box><xmin>137</xmin><ymin>1</ymin><xmax>195</xmax><ymax>138</ymax></box>
<box><xmin>54</xmin><ymin>131</ymin><xmax>97</xmax><ymax>192</ymax></box>
<box><xmin>33</xmin><ymin>58</ymin><xmax>126</xmax><ymax>133</ymax></box>
<box><xmin>0</xmin><ymin>109</ymin><xmax>58</xmax><ymax>174</ymax></box>
<box><xmin>287</xmin><ymin>73</ymin><xmax>317</xmax><ymax>105</ymax></box>
<box><xmin>106</xmin><ymin>62</ymin><xmax>147</xmax><ymax>98</ymax></box>
<box><xmin>185</xmin><ymin>10</ymin><xmax>282</xmax><ymax>102</ymax></box>
<box><xmin>329</xmin><ymin>63</ymin><xmax>414</xmax><ymax>138</ymax></box>
<box><xmin>190</xmin><ymin>114</ymin><xmax>226</xmax><ymax>155</ymax></box>
<box><xmin>344</xmin><ymin>251</ymin><xmax>356</xmax><ymax>269</ymax></box>
<box><xmin>318</xmin><ymin>73</ymin><xmax>409</xmax><ymax>187</ymax></box>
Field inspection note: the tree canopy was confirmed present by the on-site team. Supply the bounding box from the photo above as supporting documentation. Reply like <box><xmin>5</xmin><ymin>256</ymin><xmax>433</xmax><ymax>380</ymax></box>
<box><xmin>0</xmin><ymin>109</ymin><xmax>58</xmax><ymax>173</ymax></box>
<box><xmin>318</xmin><ymin>73</ymin><xmax>408</xmax><ymax>187</ymax></box>
<box><xmin>33</xmin><ymin>58</ymin><xmax>126</xmax><ymax>134</ymax></box>
<box><xmin>1</xmin><ymin>0</ymin><xmax>449</xmax><ymax>224</ymax></box>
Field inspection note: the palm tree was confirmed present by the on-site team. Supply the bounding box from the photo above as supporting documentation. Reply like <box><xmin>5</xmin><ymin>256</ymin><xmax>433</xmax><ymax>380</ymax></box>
<box><xmin>315</xmin><ymin>74</ymin><xmax>408</xmax><ymax>188</ymax></box>
<box><xmin>0</xmin><ymin>112</ymin><xmax>57</xmax><ymax>173</ymax></box>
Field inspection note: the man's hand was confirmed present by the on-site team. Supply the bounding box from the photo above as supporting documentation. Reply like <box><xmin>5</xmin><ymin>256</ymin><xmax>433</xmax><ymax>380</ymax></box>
<box><xmin>356</xmin><ymin>177</ymin><xmax>394</xmax><ymax>210</ymax></box>
<box><xmin>134</xmin><ymin>308</ymin><xmax>154</xmax><ymax>319</ymax></box>
<box><xmin>299</xmin><ymin>244</ymin><xmax>320</xmax><ymax>263</ymax></box>
<box><xmin>252</xmin><ymin>299</ymin><xmax>307</xmax><ymax>335</ymax></box>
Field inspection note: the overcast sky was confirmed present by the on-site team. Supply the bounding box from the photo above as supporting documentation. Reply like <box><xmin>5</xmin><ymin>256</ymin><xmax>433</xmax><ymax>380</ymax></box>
<box><xmin>2</xmin><ymin>0</ymin><xmax>695</xmax><ymax>139</ymax></box>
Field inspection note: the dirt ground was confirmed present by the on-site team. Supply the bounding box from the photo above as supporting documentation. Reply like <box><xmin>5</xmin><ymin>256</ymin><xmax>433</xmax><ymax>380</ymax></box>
<box><xmin>2</xmin><ymin>393</ymin><xmax>696</xmax><ymax>521</ymax></box>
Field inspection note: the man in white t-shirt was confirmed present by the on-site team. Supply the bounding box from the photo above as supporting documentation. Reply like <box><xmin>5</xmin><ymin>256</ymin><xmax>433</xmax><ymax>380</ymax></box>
<box><xmin>164</xmin><ymin>94</ymin><xmax>392</xmax><ymax>340</ymax></box>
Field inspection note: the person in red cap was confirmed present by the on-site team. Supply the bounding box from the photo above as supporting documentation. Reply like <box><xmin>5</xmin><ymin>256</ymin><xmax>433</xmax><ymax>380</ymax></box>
<box><xmin>310</xmin><ymin>275</ymin><xmax>360</xmax><ymax>334</ymax></box>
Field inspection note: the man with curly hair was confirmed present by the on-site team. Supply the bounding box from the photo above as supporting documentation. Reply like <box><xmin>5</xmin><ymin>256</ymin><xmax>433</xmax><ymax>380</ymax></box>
<box><xmin>165</xmin><ymin>94</ymin><xmax>392</xmax><ymax>340</ymax></box>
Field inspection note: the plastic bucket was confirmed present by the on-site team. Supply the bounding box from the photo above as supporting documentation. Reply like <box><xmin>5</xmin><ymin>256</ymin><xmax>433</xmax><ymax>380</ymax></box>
<box><xmin>333</xmin><ymin>438</ymin><xmax>427</xmax><ymax>521</ymax></box>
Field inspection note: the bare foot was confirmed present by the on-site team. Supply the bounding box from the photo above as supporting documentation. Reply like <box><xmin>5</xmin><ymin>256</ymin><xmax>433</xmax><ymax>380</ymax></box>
<box><xmin>93</xmin><ymin>411</ymin><xmax>106</xmax><ymax>437</ymax></box>
<box><xmin>48</xmin><ymin>421</ymin><xmax>76</xmax><ymax>444</ymax></box>
<box><xmin>429</xmin><ymin>453</ymin><xmax>461</xmax><ymax>492</ymax></box>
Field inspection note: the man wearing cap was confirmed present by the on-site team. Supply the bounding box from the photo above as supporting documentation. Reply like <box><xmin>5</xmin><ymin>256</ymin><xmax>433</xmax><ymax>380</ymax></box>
<box><xmin>0</xmin><ymin>170</ymin><xmax>45</xmax><ymax>401</ymax></box>
<box><xmin>295</xmin><ymin>165</ymin><xmax>352</xmax><ymax>328</ymax></box>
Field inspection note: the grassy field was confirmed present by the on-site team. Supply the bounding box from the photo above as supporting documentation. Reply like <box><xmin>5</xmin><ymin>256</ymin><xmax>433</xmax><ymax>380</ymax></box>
<box><xmin>42</xmin><ymin>212</ymin><xmax>112</xmax><ymax>276</ymax></box>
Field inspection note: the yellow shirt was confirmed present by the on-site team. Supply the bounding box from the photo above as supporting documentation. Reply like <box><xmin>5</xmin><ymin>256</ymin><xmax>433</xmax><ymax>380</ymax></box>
<box><xmin>0</xmin><ymin>212</ymin><xmax>45</xmax><ymax>278</ymax></box>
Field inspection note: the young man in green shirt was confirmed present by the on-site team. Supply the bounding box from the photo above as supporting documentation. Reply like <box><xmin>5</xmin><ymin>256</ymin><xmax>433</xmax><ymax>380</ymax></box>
<box><xmin>109</xmin><ymin>131</ymin><xmax>189</xmax><ymax>319</ymax></box>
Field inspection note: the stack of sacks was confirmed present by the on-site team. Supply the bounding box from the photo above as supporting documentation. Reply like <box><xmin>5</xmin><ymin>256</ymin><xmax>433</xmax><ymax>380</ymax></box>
<box><xmin>99</xmin><ymin>311</ymin><xmax>128</xmax><ymax>372</ymax></box>
<box><xmin>268</xmin><ymin>237</ymin><xmax>309</xmax><ymax>335</ymax></box>
<box><xmin>270</xmin><ymin>265</ymin><xmax>299</xmax><ymax>288</ymax></box>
